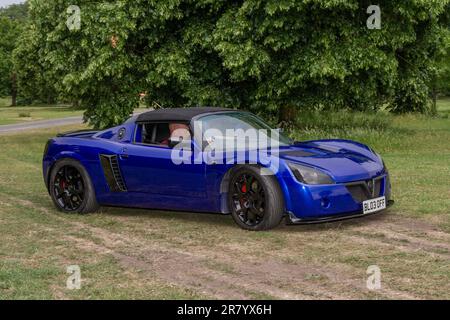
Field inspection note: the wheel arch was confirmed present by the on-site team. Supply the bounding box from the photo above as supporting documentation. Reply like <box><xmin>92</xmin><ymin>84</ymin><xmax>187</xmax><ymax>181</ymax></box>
<box><xmin>218</xmin><ymin>163</ymin><xmax>291</xmax><ymax>214</ymax></box>
<box><xmin>47</xmin><ymin>154</ymin><xmax>100</xmax><ymax>214</ymax></box>
<box><xmin>45</xmin><ymin>152</ymin><xmax>90</xmax><ymax>192</ymax></box>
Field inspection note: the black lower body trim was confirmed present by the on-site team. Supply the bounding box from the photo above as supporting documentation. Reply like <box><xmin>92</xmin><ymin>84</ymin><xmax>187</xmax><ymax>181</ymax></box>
<box><xmin>287</xmin><ymin>200</ymin><xmax>394</xmax><ymax>225</ymax></box>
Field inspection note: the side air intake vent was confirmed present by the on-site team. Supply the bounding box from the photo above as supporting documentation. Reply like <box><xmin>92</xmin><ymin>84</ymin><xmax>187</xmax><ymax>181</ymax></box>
<box><xmin>100</xmin><ymin>155</ymin><xmax>127</xmax><ymax>192</ymax></box>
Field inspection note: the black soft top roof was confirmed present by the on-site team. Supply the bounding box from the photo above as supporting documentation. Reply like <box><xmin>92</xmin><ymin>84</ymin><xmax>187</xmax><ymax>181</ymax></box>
<box><xmin>136</xmin><ymin>107</ymin><xmax>232</xmax><ymax>123</ymax></box>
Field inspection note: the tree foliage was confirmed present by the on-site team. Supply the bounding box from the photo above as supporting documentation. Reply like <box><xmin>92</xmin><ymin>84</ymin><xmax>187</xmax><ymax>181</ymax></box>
<box><xmin>0</xmin><ymin>2</ymin><xmax>28</xmax><ymax>103</ymax></box>
<box><xmin>0</xmin><ymin>16</ymin><xmax>21</xmax><ymax>97</ymax></box>
<box><xmin>13</xmin><ymin>22</ymin><xmax>59</xmax><ymax>104</ymax></box>
<box><xmin>435</xmin><ymin>16</ymin><xmax>450</xmax><ymax>97</ymax></box>
<box><xmin>436</xmin><ymin>50</ymin><xmax>450</xmax><ymax>96</ymax></box>
<box><xmin>0</xmin><ymin>2</ymin><xmax>29</xmax><ymax>22</ymax></box>
<box><xmin>15</xmin><ymin>0</ymin><xmax>450</xmax><ymax>128</ymax></box>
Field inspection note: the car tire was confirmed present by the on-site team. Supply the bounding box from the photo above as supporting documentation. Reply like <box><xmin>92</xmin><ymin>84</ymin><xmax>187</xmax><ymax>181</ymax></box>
<box><xmin>49</xmin><ymin>158</ymin><xmax>99</xmax><ymax>214</ymax></box>
<box><xmin>228</xmin><ymin>165</ymin><xmax>284</xmax><ymax>231</ymax></box>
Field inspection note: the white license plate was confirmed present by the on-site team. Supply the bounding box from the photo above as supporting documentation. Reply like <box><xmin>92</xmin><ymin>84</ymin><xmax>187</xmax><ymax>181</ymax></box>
<box><xmin>363</xmin><ymin>196</ymin><xmax>386</xmax><ymax>214</ymax></box>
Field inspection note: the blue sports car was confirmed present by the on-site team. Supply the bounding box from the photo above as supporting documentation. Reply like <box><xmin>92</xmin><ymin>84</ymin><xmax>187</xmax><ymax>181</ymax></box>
<box><xmin>43</xmin><ymin>107</ymin><xmax>393</xmax><ymax>231</ymax></box>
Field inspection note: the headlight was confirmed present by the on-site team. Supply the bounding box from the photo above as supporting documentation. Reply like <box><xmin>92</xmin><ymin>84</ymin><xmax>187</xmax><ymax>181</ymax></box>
<box><xmin>288</xmin><ymin>163</ymin><xmax>335</xmax><ymax>185</ymax></box>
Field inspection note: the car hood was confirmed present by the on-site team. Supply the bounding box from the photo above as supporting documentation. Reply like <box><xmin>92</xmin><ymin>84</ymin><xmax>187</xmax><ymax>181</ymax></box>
<box><xmin>278</xmin><ymin>139</ymin><xmax>384</xmax><ymax>183</ymax></box>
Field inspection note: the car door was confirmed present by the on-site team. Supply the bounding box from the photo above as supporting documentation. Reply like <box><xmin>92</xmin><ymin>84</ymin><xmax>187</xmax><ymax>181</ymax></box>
<box><xmin>118</xmin><ymin>122</ymin><xmax>207</xmax><ymax>198</ymax></box>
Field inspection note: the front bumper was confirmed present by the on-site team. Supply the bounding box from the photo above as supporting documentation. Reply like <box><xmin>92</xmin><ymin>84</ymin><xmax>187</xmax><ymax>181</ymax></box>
<box><xmin>287</xmin><ymin>200</ymin><xmax>394</xmax><ymax>225</ymax></box>
<box><xmin>282</xmin><ymin>171</ymin><xmax>392</xmax><ymax>220</ymax></box>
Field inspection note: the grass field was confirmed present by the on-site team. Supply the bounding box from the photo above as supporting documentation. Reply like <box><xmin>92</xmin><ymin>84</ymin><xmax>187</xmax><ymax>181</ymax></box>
<box><xmin>0</xmin><ymin>97</ymin><xmax>151</xmax><ymax>126</ymax></box>
<box><xmin>0</xmin><ymin>97</ymin><xmax>83</xmax><ymax>125</ymax></box>
<box><xmin>437</xmin><ymin>97</ymin><xmax>450</xmax><ymax>117</ymax></box>
<box><xmin>0</xmin><ymin>101</ymin><xmax>449</xmax><ymax>299</ymax></box>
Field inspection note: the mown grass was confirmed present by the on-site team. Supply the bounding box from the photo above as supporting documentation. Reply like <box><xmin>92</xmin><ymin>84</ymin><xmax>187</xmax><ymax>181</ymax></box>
<box><xmin>0</xmin><ymin>96</ymin><xmax>151</xmax><ymax>125</ymax></box>
<box><xmin>437</xmin><ymin>97</ymin><xmax>450</xmax><ymax>117</ymax></box>
<box><xmin>0</xmin><ymin>97</ymin><xmax>10</xmax><ymax>108</ymax></box>
<box><xmin>0</xmin><ymin>183</ymin><xmax>203</xmax><ymax>299</ymax></box>
<box><xmin>0</xmin><ymin>101</ymin><xmax>449</xmax><ymax>299</ymax></box>
<box><xmin>0</xmin><ymin>96</ymin><xmax>83</xmax><ymax>125</ymax></box>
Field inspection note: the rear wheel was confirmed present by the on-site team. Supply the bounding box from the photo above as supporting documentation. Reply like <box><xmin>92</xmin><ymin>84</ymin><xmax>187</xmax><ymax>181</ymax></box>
<box><xmin>228</xmin><ymin>166</ymin><xmax>284</xmax><ymax>231</ymax></box>
<box><xmin>49</xmin><ymin>159</ymin><xmax>99</xmax><ymax>214</ymax></box>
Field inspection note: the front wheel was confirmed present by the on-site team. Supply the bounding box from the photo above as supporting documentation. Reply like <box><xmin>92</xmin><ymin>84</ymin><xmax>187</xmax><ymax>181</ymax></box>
<box><xmin>228</xmin><ymin>166</ymin><xmax>284</xmax><ymax>231</ymax></box>
<box><xmin>49</xmin><ymin>159</ymin><xmax>99</xmax><ymax>214</ymax></box>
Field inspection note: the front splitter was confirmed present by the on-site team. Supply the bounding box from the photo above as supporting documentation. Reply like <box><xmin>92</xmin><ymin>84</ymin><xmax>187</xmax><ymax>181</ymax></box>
<box><xmin>286</xmin><ymin>200</ymin><xmax>395</xmax><ymax>225</ymax></box>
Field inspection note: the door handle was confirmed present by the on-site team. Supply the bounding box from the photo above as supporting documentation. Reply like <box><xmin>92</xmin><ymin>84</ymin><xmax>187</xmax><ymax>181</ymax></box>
<box><xmin>119</xmin><ymin>148</ymin><xmax>129</xmax><ymax>160</ymax></box>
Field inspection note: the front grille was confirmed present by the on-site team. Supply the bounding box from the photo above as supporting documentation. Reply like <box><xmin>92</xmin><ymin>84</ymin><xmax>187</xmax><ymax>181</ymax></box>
<box><xmin>100</xmin><ymin>155</ymin><xmax>127</xmax><ymax>192</ymax></box>
<box><xmin>345</xmin><ymin>177</ymin><xmax>383</xmax><ymax>203</ymax></box>
<box><xmin>346</xmin><ymin>185</ymin><xmax>369</xmax><ymax>203</ymax></box>
<box><xmin>374</xmin><ymin>179</ymin><xmax>381</xmax><ymax>198</ymax></box>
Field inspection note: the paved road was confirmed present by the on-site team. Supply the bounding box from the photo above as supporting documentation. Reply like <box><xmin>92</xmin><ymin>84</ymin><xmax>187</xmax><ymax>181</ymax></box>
<box><xmin>0</xmin><ymin>116</ymin><xmax>84</xmax><ymax>134</ymax></box>
<box><xmin>0</xmin><ymin>111</ymin><xmax>147</xmax><ymax>134</ymax></box>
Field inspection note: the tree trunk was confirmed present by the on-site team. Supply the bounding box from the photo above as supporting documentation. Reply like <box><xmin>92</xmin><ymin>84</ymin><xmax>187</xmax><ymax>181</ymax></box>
<box><xmin>11</xmin><ymin>72</ymin><xmax>17</xmax><ymax>107</ymax></box>
<box><xmin>278</xmin><ymin>105</ymin><xmax>297</xmax><ymax>125</ymax></box>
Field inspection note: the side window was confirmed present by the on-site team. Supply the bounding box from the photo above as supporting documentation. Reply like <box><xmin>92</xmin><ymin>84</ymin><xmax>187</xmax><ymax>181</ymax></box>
<box><xmin>154</xmin><ymin>123</ymin><xmax>171</xmax><ymax>145</ymax></box>
<box><xmin>135</xmin><ymin>123</ymin><xmax>171</xmax><ymax>146</ymax></box>
<box><xmin>142</xmin><ymin>124</ymin><xmax>156</xmax><ymax>144</ymax></box>
<box><xmin>135</xmin><ymin>122</ymin><xmax>192</xmax><ymax>147</ymax></box>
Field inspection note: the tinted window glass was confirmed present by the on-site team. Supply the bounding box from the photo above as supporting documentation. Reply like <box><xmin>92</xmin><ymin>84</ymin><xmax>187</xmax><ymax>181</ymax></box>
<box><xmin>136</xmin><ymin>123</ymin><xmax>176</xmax><ymax>147</ymax></box>
<box><xmin>195</xmin><ymin>112</ymin><xmax>293</xmax><ymax>150</ymax></box>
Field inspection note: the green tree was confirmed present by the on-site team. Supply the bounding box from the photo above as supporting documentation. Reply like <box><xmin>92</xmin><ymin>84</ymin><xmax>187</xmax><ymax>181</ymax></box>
<box><xmin>13</xmin><ymin>22</ymin><xmax>58</xmax><ymax>105</ymax></box>
<box><xmin>0</xmin><ymin>2</ymin><xmax>28</xmax><ymax>105</ymax></box>
<box><xmin>436</xmin><ymin>51</ymin><xmax>450</xmax><ymax>97</ymax></box>
<box><xmin>10</xmin><ymin>1</ymin><xmax>59</xmax><ymax>105</ymax></box>
<box><xmin>0</xmin><ymin>2</ymin><xmax>29</xmax><ymax>22</ymax></box>
<box><xmin>435</xmin><ymin>15</ymin><xmax>450</xmax><ymax>98</ymax></box>
<box><xmin>0</xmin><ymin>16</ymin><xmax>22</xmax><ymax>104</ymax></box>
<box><xmin>391</xmin><ymin>3</ymin><xmax>450</xmax><ymax>114</ymax></box>
<box><xmin>17</xmin><ymin>0</ymin><xmax>450</xmax><ymax>128</ymax></box>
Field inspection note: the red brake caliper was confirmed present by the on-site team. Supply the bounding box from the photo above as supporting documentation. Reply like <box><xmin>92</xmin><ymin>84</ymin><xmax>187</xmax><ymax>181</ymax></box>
<box><xmin>239</xmin><ymin>182</ymin><xmax>248</xmax><ymax>208</ymax></box>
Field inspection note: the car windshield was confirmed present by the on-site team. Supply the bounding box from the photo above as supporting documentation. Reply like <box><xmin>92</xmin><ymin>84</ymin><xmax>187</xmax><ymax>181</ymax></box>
<box><xmin>194</xmin><ymin>112</ymin><xmax>293</xmax><ymax>150</ymax></box>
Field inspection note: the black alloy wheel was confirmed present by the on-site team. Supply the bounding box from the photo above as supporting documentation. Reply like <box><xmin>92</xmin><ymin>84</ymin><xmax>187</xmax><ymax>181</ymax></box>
<box><xmin>53</xmin><ymin>165</ymin><xmax>85</xmax><ymax>212</ymax></box>
<box><xmin>228</xmin><ymin>166</ymin><xmax>284</xmax><ymax>231</ymax></box>
<box><xmin>232</xmin><ymin>173</ymin><xmax>266</xmax><ymax>227</ymax></box>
